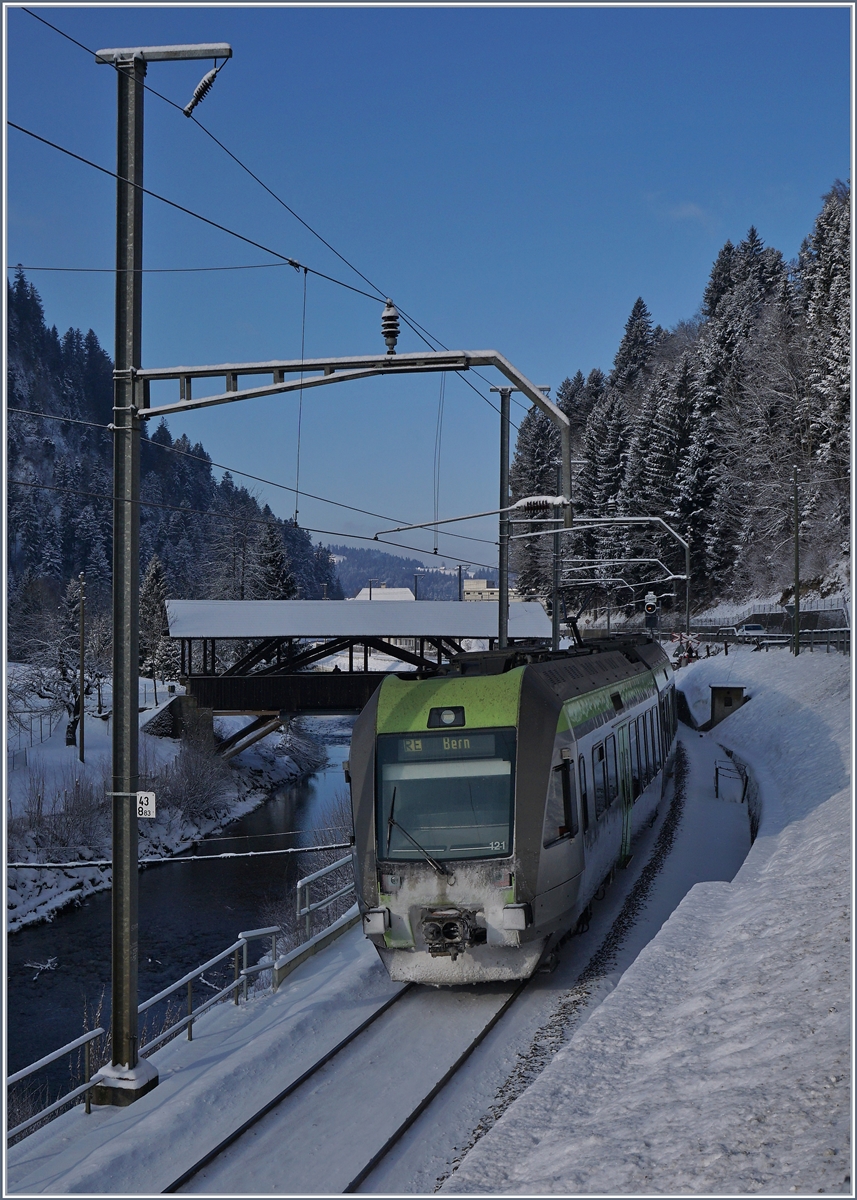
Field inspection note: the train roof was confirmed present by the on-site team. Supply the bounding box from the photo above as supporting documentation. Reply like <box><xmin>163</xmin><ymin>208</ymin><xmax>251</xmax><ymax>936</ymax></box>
<box><xmin>430</xmin><ymin>636</ymin><xmax>669</xmax><ymax>679</ymax></box>
<box><xmin>439</xmin><ymin>637</ymin><xmax>672</xmax><ymax>705</ymax></box>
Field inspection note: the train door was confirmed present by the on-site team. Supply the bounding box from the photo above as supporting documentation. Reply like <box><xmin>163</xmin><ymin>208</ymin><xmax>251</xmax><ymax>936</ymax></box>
<box><xmin>616</xmin><ymin>723</ymin><xmax>634</xmax><ymax>865</ymax></box>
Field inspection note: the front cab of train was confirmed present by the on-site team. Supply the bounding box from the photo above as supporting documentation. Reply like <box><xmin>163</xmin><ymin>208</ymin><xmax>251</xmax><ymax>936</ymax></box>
<box><xmin>348</xmin><ymin>661</ymin><xmax>561</xmax><ymax>983</ymax></box>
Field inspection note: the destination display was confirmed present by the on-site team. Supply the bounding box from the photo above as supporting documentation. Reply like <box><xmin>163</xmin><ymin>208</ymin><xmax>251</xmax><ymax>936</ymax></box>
<box><xmin>395</xmin><ymin>732</ymin><xmax>498</xmax><ymax>761</ymax></box>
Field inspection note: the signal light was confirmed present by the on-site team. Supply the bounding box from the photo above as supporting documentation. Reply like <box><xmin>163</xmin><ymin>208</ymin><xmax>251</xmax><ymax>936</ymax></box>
<box><xmin>644</xmin><ymin>591</ymin><xmax>659</xmax><ymax>628</ymax></box>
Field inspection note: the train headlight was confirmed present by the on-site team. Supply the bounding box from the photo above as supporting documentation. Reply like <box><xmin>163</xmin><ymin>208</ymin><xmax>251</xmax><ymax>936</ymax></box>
<box><xmin>424</xmin><ymin>922</ymin><xmax>444</xmax><ymax>944</ymax></box>
<box><xmin>502</xmin><ymin>903</ymin><xmax>532</xmax><ymax>931</ymax></box>
<box><xmin>442</xmin><ymin>920</ymin><xmax>464</xmax><ymax>942</ymax></box>
<box><xmin>363</xmin><ymin>908</ymin><xmax>390</xmax><ymax>936</ymax></box>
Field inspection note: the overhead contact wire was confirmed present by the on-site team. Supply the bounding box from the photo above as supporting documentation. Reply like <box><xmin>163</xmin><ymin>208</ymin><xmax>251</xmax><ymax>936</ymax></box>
<box><xmin>7</xmin><ymin>122</ymin><xmax>383</xmax><ymax>305</ymax></box>
<box><xmin>19</xmin><ymin>7</ymin><xmax>526</xmax><ymax>423</ymax></box>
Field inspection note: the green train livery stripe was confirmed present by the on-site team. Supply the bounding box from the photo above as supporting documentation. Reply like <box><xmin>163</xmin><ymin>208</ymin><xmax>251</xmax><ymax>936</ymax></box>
<box><xmin>557</xmin><ymin>672</ymin><xmax>659</xmax><ymax>737</ymax></box>
<box><xmin>375</xmin><ymin>667</ymin><xmax>526</xmax><ymax>735</ymax></box>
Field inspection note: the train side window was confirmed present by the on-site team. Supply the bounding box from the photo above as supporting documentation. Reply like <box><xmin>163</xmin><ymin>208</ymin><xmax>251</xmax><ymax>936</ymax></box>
<box><xmin>605</xmin><ymin>735</ymin><xmax>619</xmax><ymax>805</ymax></box>
<box><xmin>628</xmin><ymin>722</ymin><xmax>641</xmax><ymax>800</ymax></box>
<box><xmin>638</xmin><ymin>715</ymin><xmax>651</xmax><ymax>786</ymax></box>
<box><xmin>649</xmin><ymin>707</ymin><xmax>661</xmax><ymax>772</ymax></box>
<box><xmin>543</xmin><ymin>764</ymin><xmax>565</xmax><ymax>847</ymax></box>
<box><xmin>578</xmin><ymin>756</ymin><xmax>590</xmax><ymax>832</ymax></box>
<box><xmin>562</xmin><ymin>759</ymin><xmax>579</xmax><ymax>839</ymax></box>
<box><xmin>649</xmin><ymin>708</ymin><xmax>659</xmax><ymax>773</ymax></box>
<box><xmin>542</xmin><ymin>758</ymin><xmax>578</xmax><ymax>847</ymax></box>
<box><xmin>592</xmin><ymin>743</ymin><xmax>608</xmax><ymax>817</ymax></box>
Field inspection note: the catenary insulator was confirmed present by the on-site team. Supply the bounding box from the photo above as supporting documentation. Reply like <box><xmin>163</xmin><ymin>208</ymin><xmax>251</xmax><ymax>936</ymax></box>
<box><xmin>184</xmin><ymin>68</ymin><xmax>218</xmax><ymax>118</ymax></box>
<box><xmin>381</xmin><ymin>300</ymin><xmax>399</xmax><ymax>355</ymax></box>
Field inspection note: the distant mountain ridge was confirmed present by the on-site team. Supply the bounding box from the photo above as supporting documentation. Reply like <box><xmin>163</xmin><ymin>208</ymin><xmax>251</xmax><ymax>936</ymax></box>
<box><xmin>327</xmin><ymin>544</ymin><xmax>499</xmax><ymax>600</ymax></box>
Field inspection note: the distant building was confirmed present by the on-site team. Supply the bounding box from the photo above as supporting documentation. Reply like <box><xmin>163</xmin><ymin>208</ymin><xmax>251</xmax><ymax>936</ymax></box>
<box><xmin>351</xmin><ymin>583</ymin><xmax>415</xmax><ymax>650</ymax></box>
<box><xmin>463</xmin><ymin>579</ymin><xmax>519</xmax><ymax>602</ymax></box>
<box><xmin>352</xmin><ymin>584</ymin><xmax>415</xmax><ymax>601</ymax></box>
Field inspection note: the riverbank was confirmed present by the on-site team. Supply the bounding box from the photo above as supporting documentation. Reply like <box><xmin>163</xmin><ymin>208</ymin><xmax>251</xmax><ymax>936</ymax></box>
<box><xmin>6</xmin><ymin>694</ymin><xmax>330</xmax><ymax>934</ymax></box>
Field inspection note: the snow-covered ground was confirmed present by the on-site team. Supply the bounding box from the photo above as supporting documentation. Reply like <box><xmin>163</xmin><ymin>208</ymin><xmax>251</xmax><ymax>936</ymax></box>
<box><xmin>6</xmin><ymin>678</ymin><xmax>326</xmax><ymax>932</ymax></box>
<box><xmin>4</xmin><ymin>644</ymin><xmax>850</xmax><ymax>1195</ymax></box>
<box><xmin>444</xmin><ymin>645</ymin><xmax>851</xmax><ymax>1195</ymax></box>
<box><xmin>5</xmin><ymin>918</ymin><xmax>401</xmax><ymax>1195</ymax></box>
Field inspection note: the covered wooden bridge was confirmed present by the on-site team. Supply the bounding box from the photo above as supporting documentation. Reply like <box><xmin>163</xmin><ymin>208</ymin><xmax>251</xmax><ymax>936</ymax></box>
<box><xmin>166</xmin><ymin>599</ymin><xmax>551</xmax><ymax>755</ymax></box>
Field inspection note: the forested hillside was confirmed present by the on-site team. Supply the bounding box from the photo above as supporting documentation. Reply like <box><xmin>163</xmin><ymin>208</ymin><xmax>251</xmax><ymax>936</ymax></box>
<box><xmin>512</xmin><ymin>183</ymin><xmax>850</xmax><ymax>611</ymax></box>
<box><xmin>6</xmin><ymin>269</ymin><xmax>342</xmax><ymax>675</ymax></box>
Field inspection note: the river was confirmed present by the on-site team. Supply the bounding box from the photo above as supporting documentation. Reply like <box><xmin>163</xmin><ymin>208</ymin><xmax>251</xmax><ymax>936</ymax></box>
<box><xmin>6</xmin><ymin>719</ymin><xmax>353</xmax><ymax>1091</ymax></box>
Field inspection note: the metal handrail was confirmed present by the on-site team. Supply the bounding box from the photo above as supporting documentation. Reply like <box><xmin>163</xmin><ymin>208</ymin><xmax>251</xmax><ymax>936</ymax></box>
<box><xmin>8</xmin><ymin>1028</ymin><xmax>105</xmax><ymax>1086</ymax></box>
<box><xmin>237</xmin><ymin>926</ymin><xmax>280</xmax><ymax>1001</ymax></box>
<box><xmin>7</xmin><ymin>891</ymin><xmax>362</xmax><ymax>1144</ymax></box>
<box><xmin>139</xmin><ymin>978</ymin><xmax>243</xmax><ymax>1054</ymax></box>
<box><xmin>137</xmin><ymin>939</ymin><xmax>245</xmax><ymax>1013</ymax></box>
<box><xmin>296</xmin><ymin>856</ymin><xmax>355</xmax><ymax>938</ymax></box>
<box><xmin>8</xmin><ymin>930</ymin><xmax>282</xmax><ymax>1145</ymax></box>
<box><xmin>295</xmin><ymin>857</ymin><xmax>353</xmax><ymax>891</ymax></box>
<box><xmin>694</xmin><ymin>598</ymin><xmax>848</xmax><ymax>626</ymax></box>
<box><xmin>7</xmin><ymin>1027</ymin><xmax>105</xmax><ymax>1144</ymax></box>
<box><xmin>7</xmin><ymin>1074</ymin><xmax>107</xmax><ymax>1142</ymax></box>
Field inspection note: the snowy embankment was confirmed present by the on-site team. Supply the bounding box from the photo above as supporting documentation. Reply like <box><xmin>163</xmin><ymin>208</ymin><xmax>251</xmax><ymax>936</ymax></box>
<box><xmin>6</xmin><ymin>690</ymin><xmax>327</xmax><ymax>933</ymax></box>
<box><xmin>445</xmin><ymin>646</ymin><xmax>851</xmax><ymax>1196</ymax></box>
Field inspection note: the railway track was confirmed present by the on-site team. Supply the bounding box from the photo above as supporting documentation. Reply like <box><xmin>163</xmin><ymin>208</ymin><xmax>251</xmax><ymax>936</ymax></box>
<box><xmin>165</xmin><ymin>976</ymin><xmax>528</xmax><ymax>1194</ymax></box>
<box><xmin>166</xmin><ymin>755</ymin><xmax>689</xmax><ymax>1195</ymax></box>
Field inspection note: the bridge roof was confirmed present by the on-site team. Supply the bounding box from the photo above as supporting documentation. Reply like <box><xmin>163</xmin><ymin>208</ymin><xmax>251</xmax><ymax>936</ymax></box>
<box><xmin>166</xmin><ymin>599</ymin><xmax>551</xmax><ymax>640</ymax></box>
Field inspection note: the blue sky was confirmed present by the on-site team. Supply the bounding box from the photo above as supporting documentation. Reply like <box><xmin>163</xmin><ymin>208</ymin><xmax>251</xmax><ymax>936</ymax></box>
<box><xmin>5</xmin><ymin>5</ymin><xmax>852</xmax><ymax>569</ymax></box>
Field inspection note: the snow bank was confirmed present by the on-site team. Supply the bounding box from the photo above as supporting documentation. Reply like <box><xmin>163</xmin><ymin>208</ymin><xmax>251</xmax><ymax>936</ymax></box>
<box><xmin>444</xmin><ymin>645</ymin><xmax>851</xmax><ymax>1195</ymax></box>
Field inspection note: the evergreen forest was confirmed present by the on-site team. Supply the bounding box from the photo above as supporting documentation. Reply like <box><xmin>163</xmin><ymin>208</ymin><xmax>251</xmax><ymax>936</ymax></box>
<box><xmin>6</xmin><ymin>270</ymin><xmax>342</xmax><ymax>689</ymax></box>
<box><xmin>511</xmin><ymin>183</ymin><xmax>850</xmax><ymax>616</ymax></box>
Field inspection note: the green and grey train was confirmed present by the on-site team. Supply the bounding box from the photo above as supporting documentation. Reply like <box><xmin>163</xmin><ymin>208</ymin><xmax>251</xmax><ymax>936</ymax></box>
<box><xmin>347</xmin><ymin>637</ymin><xmax>677</xmax><ymax>984</ymax></box>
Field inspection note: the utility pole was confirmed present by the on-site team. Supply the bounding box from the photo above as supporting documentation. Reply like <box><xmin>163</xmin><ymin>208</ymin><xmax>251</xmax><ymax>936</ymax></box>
<box><xmin>552</xmin><ymin>465</ymin><xmax>561</xmax><ymax>651</ymax></box>
<box><xmin>494</xmin><ymin>387</ymin><xmax>512</xmax><ymax>647</ymax></box>
<box><xmin>78</xmin><ymin>573</ymin><xmax>85</xmax><ymax>764</ymax></box>
<box><xmin>458</xmin><ymin>564</ymin><xmax>463</xmax><ymax>601</ymax></box>
<box><xmin>93</xmin><ymin>40</ymin><xmax>232</xmax><ymax>1107</ymax></box>
<box><xmin>794</xmin><ymin>466</ymin><xmax>800</xmax><ymax>656</ymax></box>
<box><xmin>491</xmin><ymin>384</ymin><xmax>553</xmax><ymax>649</ymax></box>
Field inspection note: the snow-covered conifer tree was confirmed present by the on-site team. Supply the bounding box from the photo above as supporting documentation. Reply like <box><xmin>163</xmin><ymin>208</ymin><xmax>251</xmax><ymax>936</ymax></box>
<box><xmin>250</xmin><ymin>522</ymin><xmax>297</xmax><ymax>600</ymax></box>
<box><xmin>609</xmin><ymin>298</ymin><xmax>657</xmax><ymax>403</ymax></box>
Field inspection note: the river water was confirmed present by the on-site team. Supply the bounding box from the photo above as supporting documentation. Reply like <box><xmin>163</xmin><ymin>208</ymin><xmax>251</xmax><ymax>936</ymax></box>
<box><xmin>6</xmin><ymin>721</ymin><xmax>353</xmax><ymax>1089</ymax></box>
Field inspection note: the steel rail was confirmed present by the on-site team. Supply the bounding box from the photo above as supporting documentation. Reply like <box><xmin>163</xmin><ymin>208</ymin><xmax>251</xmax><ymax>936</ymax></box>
<box><xmin>161</xmin><ymin>983</ymin><xmax>413</xmax><ymax>1192</ymax></box>
<box><xmin>342</xmin><ymin>975</ymin><xmax>530</xmax><ymax>1193</ymax></box>
<box><xmin>161</xmin><ymin>968</ymin><xmax>533</xmax><ymax>1194</ymax></box>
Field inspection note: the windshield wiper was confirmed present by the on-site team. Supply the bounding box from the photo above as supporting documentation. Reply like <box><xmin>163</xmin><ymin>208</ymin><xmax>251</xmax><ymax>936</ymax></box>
<box><xmin>386</xmin><ymin>792</ymin><xmax>451</xmax><ymax>878</ymax></box>
<box><xmin>388</xmin><ymin>817</ymin><xmax>451</xmax><ymax>878</ymax></box>
<box><xmin>386</xmin><ymin>787</ymin><xmax>398</xmax><ymax>857</ymax></box>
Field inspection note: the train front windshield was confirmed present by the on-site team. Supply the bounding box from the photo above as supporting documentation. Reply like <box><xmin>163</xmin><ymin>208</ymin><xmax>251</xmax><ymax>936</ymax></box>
<box><xmin>376</xmin><ymin>729</ymin><xmax>516</xmax><ymax>862</ymax></box>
